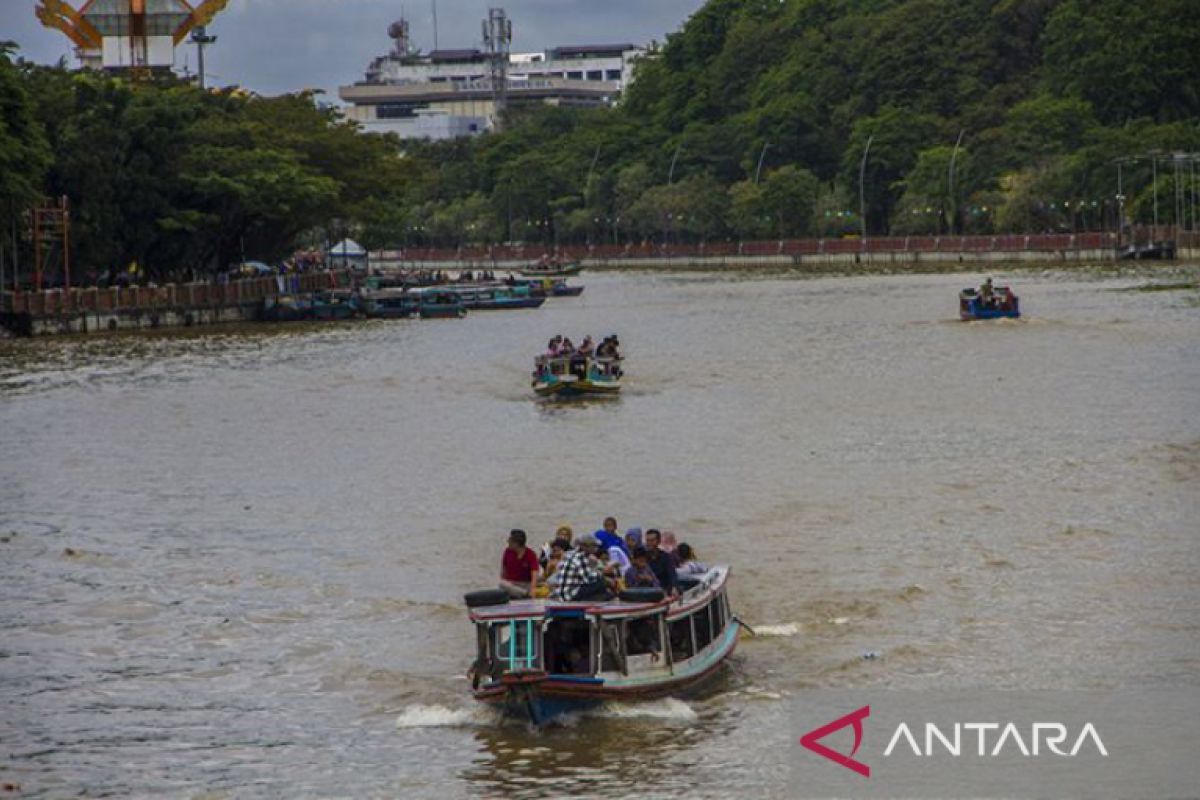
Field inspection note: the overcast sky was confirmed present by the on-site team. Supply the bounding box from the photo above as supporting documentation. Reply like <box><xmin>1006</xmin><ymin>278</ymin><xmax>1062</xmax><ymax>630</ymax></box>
<box><xmin>5</xmin><ymin>0</ymin><xmax>704</xmax><ymax>99</ymax></box>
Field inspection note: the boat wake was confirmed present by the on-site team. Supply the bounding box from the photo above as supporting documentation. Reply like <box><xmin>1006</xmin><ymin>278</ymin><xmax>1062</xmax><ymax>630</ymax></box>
<box><xmin>589</xmin><ymin>697</ymin><xmax>698</xmax><ymax>722</ymax></box>
<box><xmin>395</xmin><ymin>704</ymin><xmax>498</xmax><ymax>729</ymax></box>
<box><xmin>751</xmin><ymin>622</ymin><xmax>804</xmax><ymax>637</ymax></box>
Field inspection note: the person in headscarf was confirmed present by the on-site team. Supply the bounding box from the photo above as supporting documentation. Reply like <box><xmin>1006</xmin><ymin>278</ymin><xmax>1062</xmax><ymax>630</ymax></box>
<box><xmin>624</xmin><ymin>527</ymin><xmax>643</xmax><ymax>552</ymax></box>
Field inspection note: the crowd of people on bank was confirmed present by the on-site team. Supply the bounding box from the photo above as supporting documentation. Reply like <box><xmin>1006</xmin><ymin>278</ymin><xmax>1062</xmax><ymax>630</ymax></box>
<box><xmin>499</xmin><ymin>517</ymin><xmax>708</xmax><ymax>602</ymax></box>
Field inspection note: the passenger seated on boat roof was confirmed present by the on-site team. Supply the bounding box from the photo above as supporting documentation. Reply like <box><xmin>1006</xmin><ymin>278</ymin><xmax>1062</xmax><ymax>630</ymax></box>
<box><xmin>499</xmin><ymin>529</ymin><xmax>540</xmax><ymax>599</ymax></box>
<box><xmin>552</xmin><ymin>534</ymin><xmax>613</xmax><ymax>601</ymax></box>
<box><xmin>644</xmin><ymin>529</ymin><xmax>678</xmax><ymax>597</ymax></box>
<box><xmin>676</xmin><ymin>543</ymin><xmax>707</xmax><ymax>577</ymax></box>
<box><xmin>624</xmin><ymin>528</ymin><xmax>643</xmax><ymax>551</ymax></box>
<box><xmin>560</xmin><ymin>337</ymin><xmax>575</xmax><ymax>355</ymax></box>
<box><xmin>543</xmin><ymin>540</ymin><xmax>568</xmax><ymax>587</ymax></box>
<box><xmin>624</xmin><ymin>546</ymin><xmax>661</xmax><ymax>588</ymax></box>
<box><xmin>577</xmin><ymin>335</ymin><xmax>594</xmax><ymax>356</ymax></box>
<box><xmin>594</xmin><ymin>518</ymin><xmax>629</xmax><ymax>554</ymax></box>
<box><xmin>661</xmin><ymin>531</ymin><xmax>682</xmax><ymax>567</ymax></box>
<box><xmin>540</xmin><ymin>524</ymin><xmax>574</xmax><ymax>567</ymax></box>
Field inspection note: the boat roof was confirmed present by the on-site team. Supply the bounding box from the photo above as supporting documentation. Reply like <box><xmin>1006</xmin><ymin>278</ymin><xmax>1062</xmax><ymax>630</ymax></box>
<box><xmin>468</xmin><ymin>565</ymin><xmax>729</xmax><ymax>622</ymax></box>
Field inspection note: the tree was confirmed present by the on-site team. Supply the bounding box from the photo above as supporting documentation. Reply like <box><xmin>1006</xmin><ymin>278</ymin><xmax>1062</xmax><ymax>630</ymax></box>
<box><xmin>0</xmin><ymin>45</ymin><xmax>52</xmax><ymax>277</ymax></box>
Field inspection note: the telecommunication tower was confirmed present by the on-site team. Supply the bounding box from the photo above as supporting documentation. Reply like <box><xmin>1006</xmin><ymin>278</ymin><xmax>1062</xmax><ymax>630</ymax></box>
<box><xmin>482</xmin><ymin>8</ymin><xmax>513</xmax><ymax>131</ymax></box>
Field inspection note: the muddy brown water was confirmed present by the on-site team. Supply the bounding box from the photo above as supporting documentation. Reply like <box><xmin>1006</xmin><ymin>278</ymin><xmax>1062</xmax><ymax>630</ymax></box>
<box><xmin>2</xmin><ymin>268</ymin><xmax>1198</xmax><ymax>798</ymax></box>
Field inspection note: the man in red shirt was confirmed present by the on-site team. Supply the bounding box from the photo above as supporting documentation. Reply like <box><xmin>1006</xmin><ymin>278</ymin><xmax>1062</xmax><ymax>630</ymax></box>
<box><xmin>500</xmin><ymin>529</ymin><xmax>540</xmax><ymax>598</ymax></box>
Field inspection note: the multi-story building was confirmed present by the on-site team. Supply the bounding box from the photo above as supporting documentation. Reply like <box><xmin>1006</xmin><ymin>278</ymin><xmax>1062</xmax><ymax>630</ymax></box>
<box><xmin>339</xmin><ymin>18</ymin><xmax>643</xmax><ymax>140</ymax></box>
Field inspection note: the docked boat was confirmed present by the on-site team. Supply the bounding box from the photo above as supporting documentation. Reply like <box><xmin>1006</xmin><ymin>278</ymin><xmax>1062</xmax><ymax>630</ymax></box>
<box><xmin>519</xmin><ymin>260</ymin><xmax>585</xmax><ymax>278</ymax></box>
<box><xmin>413</xmin><ymin>288</ymin><xmax>467</xmax><ymax>319</ymax></box>
<box><xmin>465</xmin><ymin>567</ymin><xmax>737</xmax><ymax>724</ymax></box>
<box><xmin>960</xmin><ymin>286</ymin><xmax>1020</xmax><ymax>320</ymax></box>
<box><xmin>532</xmin><ymin>354</ymin><xmax>621</xmax><ymax>397</ymax></box>
<box><xmin>522</xmin><ymin>278</ymin><xmax>585</xmax><ymax>297</ymax></box>
<box><xmin>448</xmin><ymin>284</ymin><xmax>546</xmax><ymax>311</ymax></box>
<box><xmin>260</xmin><ymin>291</ymin><xmax>357</xmax><ymax>322</ymax></box>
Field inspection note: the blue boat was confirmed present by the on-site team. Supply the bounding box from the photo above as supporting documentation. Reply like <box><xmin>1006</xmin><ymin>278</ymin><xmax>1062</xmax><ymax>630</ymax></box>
<box><xmin>960</xmin><ymin>286</ymin><xmax>1020</xmax><ymax>320</ymax></box>
<box><xmin>465</xmin><ymin>567</ymin><xmax>737</xmax><ymax>725</ymax></box>
<box><xmin>448</xmin><ymin>284</ymin><xmax>546</xmax><ymax>311</ymax></box>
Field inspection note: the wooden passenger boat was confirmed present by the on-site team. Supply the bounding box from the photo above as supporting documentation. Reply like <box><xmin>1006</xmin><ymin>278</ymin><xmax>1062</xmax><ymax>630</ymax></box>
<box><xmin>465</xmin><ymin>567</ymin><xmax>737</xmax><ymax>724</ymax></box>
<box><xmin>532</xmin><ymin>354</ymin><xmax>621</xmax><ymax>397</ymax></box>
<box><xmin>359</xmin><ymin>288</ymin><xmax>467</xmax><ymax>319</ymax></box>
<box><xmin>521</xmin><ymin>278</ymin><xmax>585</xmax><ymax>297</ymax></box>
<box><xmin>519</xmin><ymin>261</ymin><xmax>585</xmax><ymax>278</ymax></box>
<box><xmin>960</xmin><ymin>286</ymin><xmax>1020</xmax><ymax>320</ymax></box>
<box><xmin>447</xmin><ymin>284</ymin><xmax>546</xmax><ymax>310</ymax></box>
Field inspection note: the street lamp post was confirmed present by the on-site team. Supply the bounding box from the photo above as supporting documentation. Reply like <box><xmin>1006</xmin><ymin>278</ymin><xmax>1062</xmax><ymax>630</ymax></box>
<box><xmin>947</xmin><ymin>129</ymin><xmax>965</xmax><ymax>235</ymax></box>
<box><xmin>858</xmin><ymin>134</ymin><xmax>874</xmax><ymax>254</ymax></box>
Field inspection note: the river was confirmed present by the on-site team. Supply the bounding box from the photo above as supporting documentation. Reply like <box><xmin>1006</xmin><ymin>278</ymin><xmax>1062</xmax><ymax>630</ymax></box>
<box><xmin>2</xmin><ymin>267</ymin><xmax>1198</xmax><ymax>798</ymax></box>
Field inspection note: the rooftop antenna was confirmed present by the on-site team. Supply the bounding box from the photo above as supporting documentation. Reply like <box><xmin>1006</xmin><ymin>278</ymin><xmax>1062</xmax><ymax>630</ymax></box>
<box><xmin>190</xmin><ymin>25</ymin><xmax>216</xmax><ymax>88</ymax></box>
<box><xmin>482</xmin><ymin>7</ymin><xmax>512</xmax><ymax>131</ymax></box>
<box><xmin>431</xmin><ymin>0</ymin><xmax>438</xmax><ymax>50</ymax></box>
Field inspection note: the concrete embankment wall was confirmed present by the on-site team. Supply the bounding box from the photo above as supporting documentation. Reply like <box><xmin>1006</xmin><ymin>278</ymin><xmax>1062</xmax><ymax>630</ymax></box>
<box><xmin>0</xmin><ymin>272</ymin><xmax>349</xmax><ymax>338</ymax></box>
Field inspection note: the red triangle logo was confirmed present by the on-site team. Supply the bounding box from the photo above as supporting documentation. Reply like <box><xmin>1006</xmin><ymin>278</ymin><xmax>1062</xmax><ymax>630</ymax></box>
<box><xmin>800</xmin><ymin>705</ymin><xmax>871</xmax><ymax>777</ymax></box>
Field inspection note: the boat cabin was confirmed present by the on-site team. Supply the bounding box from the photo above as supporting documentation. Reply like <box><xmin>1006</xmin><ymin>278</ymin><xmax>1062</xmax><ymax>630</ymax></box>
<box><xmin>467</xmin><ymin>567</ymin><xmax>734</xmax><ymax>690</ymax></box>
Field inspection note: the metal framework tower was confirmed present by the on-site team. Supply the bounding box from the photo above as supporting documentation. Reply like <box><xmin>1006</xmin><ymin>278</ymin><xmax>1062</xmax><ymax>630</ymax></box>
<box><xmin>482</xmin><ymin>8</ymin><xmax>513</xmax><ymax>131</ymax></box>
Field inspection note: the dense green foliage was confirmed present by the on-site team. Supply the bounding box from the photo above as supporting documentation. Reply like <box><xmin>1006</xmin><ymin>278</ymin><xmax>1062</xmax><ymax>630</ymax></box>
<box><xmin>3</xmin><ymin>0</ymin><xmax>1200</xmax><ymax>278</ymax></box>
<box><xmin>392</xmin><ymin>0</ymin><xmax>1200</xmax><ymax>246</ymax></box>
<box><xmin>1</xmin><ymin>49</ymin><xmax>412</xmax><ymax>280</ymax></box>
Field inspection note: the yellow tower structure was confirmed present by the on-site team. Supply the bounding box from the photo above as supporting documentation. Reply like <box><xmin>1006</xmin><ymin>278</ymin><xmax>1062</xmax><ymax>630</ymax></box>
<box><xmin>36</xmin><ymin>0</ymin><xmax>230</xmax><ymax>71</ymax></box>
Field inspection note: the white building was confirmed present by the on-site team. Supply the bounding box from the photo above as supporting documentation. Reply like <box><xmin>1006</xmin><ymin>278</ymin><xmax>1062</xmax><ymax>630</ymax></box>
<box><xmin>339</xmin><ymin>29</ymin><xmax>644</xmax><ymax>141</ymax></box>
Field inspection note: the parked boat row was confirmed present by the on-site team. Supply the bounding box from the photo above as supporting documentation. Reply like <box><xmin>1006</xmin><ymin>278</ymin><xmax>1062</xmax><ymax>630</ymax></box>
<box><xmin>256</xmin><ymin>278</ymin><xmax>581</xmax><ymax>323</ymax></box>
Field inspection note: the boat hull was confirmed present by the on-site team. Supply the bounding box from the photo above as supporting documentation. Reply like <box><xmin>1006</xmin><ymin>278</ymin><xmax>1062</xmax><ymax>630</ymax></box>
<box><xmin>475</xmin><ymin>627</ymin><xmax>737</xmax><ymax>724</ymax></box>
<box><xmin>519</xmin><ymin>264</ymin><xmax>584</xmax><ymax>278</ymax></box>
<box><xmin>960</xmin><ymin>296</ymin><xmax>1020</xmax><ymax>320</ymax></box>
<box><xmin>534</xmin><ymin>379</ymin><xmax>621</xmax><ymax>398</ymax></box>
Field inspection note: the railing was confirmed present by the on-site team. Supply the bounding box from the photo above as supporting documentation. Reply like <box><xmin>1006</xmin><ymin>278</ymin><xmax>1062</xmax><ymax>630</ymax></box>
<box><xmin>375</xmin><ymin>231</ymin><xmax>1145</xmax><ymax>263</ymax></box>
<box><xmin>1</xmin><ymin>271</ymin><xmax>350</xmax><ymax>317</ymax></box>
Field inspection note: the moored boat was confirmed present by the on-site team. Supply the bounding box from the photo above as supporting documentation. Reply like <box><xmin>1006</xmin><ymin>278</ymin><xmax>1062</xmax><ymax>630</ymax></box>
<box><xmin>465</xmin><ymin>567</ymin><xmax>737</xmax><ymax>724</ymax></box>
<box><xmin>532</xmin><ymin>354</ymin><xmax>621</xmax><ymax>397</ymax></box>
<box><xmin>521</xmin><ymin>277</ymin><xmax>585</xmax><ymax>297</ymax></box>
<box><xmin>519</xmin><ymin>260</ymin><xmax>585</xmax><ymax>278</ymax></box>
<box><xmin>448</xmin><ymin>284</ymin><xmax>546</xmax><ymax>310</ymax></box>
<box><xmin>414</xmin><ymin>288</ymin><xmax>467</xmax><ymax>319</ymax></box>
<box><xmin>260</xmin><ymin>291</ymin><xmax>357</xmax><ymax>322</ymax></box>
<box><xmin>960</xmin><ymin>285</ymin><xmax>1020</xmax><ymax>320</ymax></box>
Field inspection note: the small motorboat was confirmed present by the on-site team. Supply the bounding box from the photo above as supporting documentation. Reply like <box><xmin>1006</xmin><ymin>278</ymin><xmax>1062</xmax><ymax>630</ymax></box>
<box><xmin>519</xmin><ymin>260</ymin><xmax>585</xmax><ymax>278</ymax></box>
<box><xmin>532</xmin><ymin>354</ymin><xmax>621</xmax><ymax>398</ymax></box>
<box><xmin>358</xmin><ymin>288</ymin><xmax>420</xmax><ymax>319</ymax></box>
<box><xmin>960</xmin><ymin>286</ymin><xmax>1020</xmax><ymax>320</ymax></box>
<box><xmin>465</xmin><ymin>567</ymin><xmax>738</xmax><ymax>724</ymax></box>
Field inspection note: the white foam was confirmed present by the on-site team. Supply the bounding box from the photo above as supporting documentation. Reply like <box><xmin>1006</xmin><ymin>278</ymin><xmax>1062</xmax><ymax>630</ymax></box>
<box><xmin>752</xmin><ymin>622</ymin><xmax>802</xmax><ymax>637</ymax></box>
<box><xmin>394</xmin><ymin>704</ymin><xmax>492</xmax><ymax>729</ymax></box>
<box><xmin>590</xmin><ymin>697</ymin><xmax>699</xmax><ymax>722</ymax></box>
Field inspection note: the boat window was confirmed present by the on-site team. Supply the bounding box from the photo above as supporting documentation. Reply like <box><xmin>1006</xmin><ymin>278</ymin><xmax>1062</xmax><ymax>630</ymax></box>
<box><xmin>599</xmin><ymin>619</ymin><xmax>624</xmax><ymax>673</ymax></box>
<box><xmin>543</xmin><ymin>619</ymin><xmax>592</xmax><ymax>675</ymax></box>
<box><xmin>491</xmin><ymin>619</ymin><xmax>540</xmax><ymax>671</ymax></box>
<box><xmin>626</xmin><ymin>615</ymin><xmax>661</xmax><ymax>657</ymax></box>
<box><xmin>669</xmin><ymin>616</ymin><xmax>694</xmax><ymax>662</ymax></box>
<box><xmin>694</xmin><ymin>603</ymin><xmax>713</xmax><ymax>651</ymax></box>
<box><xmin>712</xmin><ymin>592</ymin><xmax>726</xmax><ymax>636</ymax></box>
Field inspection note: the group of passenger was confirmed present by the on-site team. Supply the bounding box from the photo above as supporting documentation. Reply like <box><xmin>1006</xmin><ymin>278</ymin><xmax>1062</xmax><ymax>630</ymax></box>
<box><xmin>499</xmin><ymin>517</ymin><xmax>708</xmax><ymax>602</ymax></box>
<box><xmin>543</xmin><ymin>335</ymin><xmax>622</xmax><ymax>360</ymax></box>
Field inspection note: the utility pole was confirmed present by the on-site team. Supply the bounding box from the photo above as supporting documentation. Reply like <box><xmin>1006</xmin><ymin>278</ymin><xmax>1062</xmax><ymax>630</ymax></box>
<box><xmin>947</xmin><ymin>129</ymin><xmax>965</xmax><ymax>235</ymax></box>
<box><xmin>859</xmin><ymin>134</ymin><xmax>873</xmax><ymax>253</ymax></box>
<box><xmin>190</xmin><ymin>25</ymin><xmax>216</xmax><ymax>89</ymax></box>
<box><xmin>482</xmin><ymin>8</ymin><xmax>512</xmax><ymax>132</ymax></box>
